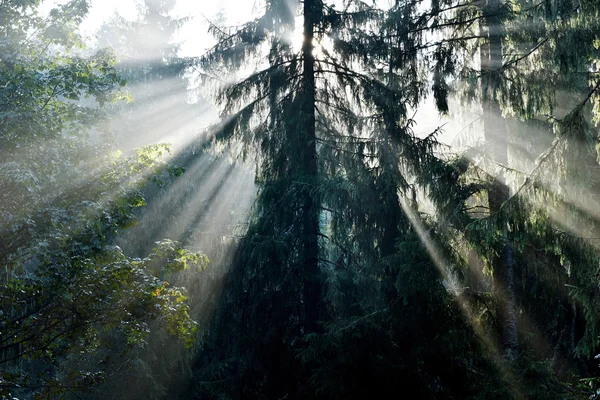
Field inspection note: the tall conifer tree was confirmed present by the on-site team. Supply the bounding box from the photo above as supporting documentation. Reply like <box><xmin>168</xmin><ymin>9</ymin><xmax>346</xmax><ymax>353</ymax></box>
<box><xmin>190</xmin><ymin>0</ymin><xmax>504</xmax><ymax>398</ymax></box>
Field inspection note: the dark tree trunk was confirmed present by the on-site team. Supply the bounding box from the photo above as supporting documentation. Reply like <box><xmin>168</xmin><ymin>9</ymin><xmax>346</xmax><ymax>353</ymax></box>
<box><xmin>301</xmin><ymin>0</ymin><xmax>321</xmax><ymax>334</ymax></box>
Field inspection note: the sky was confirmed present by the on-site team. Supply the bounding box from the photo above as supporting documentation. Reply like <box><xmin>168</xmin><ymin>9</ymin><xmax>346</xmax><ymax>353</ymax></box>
<box><xmin>41</xmin><ymin>0</ymin><xmax>260</xmax><ymax>56</ymax></box>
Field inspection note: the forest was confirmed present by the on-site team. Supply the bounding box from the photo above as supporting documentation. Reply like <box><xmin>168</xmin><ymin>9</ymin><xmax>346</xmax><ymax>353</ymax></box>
<box><xmin>1</xmin><ymin>0</ymin><xmax>600</xmax><ymax>398</ymax></box>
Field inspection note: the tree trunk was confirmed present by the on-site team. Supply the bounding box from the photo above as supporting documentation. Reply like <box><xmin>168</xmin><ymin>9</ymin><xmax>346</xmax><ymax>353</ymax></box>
<box><xmin>301</xmin><ymin>0</ymin><xmax>321</xmax><ymax>334</ymax></box>
<box><xmin>481</xmin><ymin>0</ymin><xmax>518</xmax><ymax>360</ymax></box>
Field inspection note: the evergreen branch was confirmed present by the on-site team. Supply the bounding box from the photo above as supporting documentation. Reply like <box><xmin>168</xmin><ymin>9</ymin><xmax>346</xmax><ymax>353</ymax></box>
<box><xmin>476</xmin><ymin>75</ymin><xmax>599</xmax><ymax>219</ymax></box>
<box><xmin>554</xmin><ymin>229</ymin><xmax>600</xmax><ymax>241</ymax></box>
<box><xmin>316</xmin><ymin>138</ymin><xmax>378</xmax><ymax>158</ymax></box>
<box><xmin>317</xmin><ymin>258</ymin><xmax>337</xmax><ymax>267</ymax></box>
<box><xmin>198</xmin><ymin>16</ymin><xmax>264</xmax><ymax>61</ymax></box>
<box><xmin>218</xmin><ymin>59</ymin><xmax>296</xmax><ymax>107</ymax></box>
<box><xmin>579</xmin><ymin>79</ymin><xmax>600</xmax><ymax>108</ymax></box>
<box><xmin>430</xmin><ymin>0</ymin><xmax>484</xmax><ymax>15</ymax></box>
<box><xmin>199</xmin><ymin>13</ymin><xmax>229</xmax><ymax>39</ymax></box>
<box><xmin>499</xmin><ymin>37</ymin><xmax>549</xmax><ymax>71</ymax></box>
<box><xmin>385</xmin><ymin>7</ymin><xmax>505</xmax><ymax>38</ymax></box>
<box><xmin>491</xmin><ymin>160</ymin><xmax>528</xmax><ymax>177</ymax></box>
<box><xmin>474</xmin><ymin>4</ymin><xmax>582</xmax><ymax>78</ymax></box>
<box><xmin>418</xmin><ymin>35</ymin><xmax>486</xmax><ymax>50</ymax></box>
<box><xmin>322</xmin><ymin>2</ymin><xmax>382</xmax><ymax>18</ymax></box>
<box><xmin>314</xmin><ymin>98</ymin><xmax>382</xmax><ymax>123</ymax></box>
<box><xmin>329</xmin><ymin>304</ymin><xmax>393</xmax><ymax>336</ymax></box>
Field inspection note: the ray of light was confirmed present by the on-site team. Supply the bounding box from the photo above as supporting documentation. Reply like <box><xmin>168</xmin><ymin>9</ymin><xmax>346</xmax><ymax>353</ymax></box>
<box><xmin>107</xmin><ymin>104</ymin><xmax>215</xmax><ymax>153</ymax></box>
<box><xmin>399</xmin><ymin>196</ymin><xmax>527</xmax><ymax>397</ymax></box>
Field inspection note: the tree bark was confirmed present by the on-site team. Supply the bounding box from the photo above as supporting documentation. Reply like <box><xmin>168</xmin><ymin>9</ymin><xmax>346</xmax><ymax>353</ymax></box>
<box><xmin>301</xmin><ymin>0</ymin><xmax>321</xmax><ymax>334</ymax></box>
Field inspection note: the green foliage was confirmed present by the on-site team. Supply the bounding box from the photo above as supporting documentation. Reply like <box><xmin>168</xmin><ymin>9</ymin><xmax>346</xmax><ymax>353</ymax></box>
<box><xmin>422</xmin><ymin>0</ymin><xmax>600</xmax><ymax>393</ymax></box>
<box><xmin>0</xmin><ymin>1</ymin><xmax>206</xmax><ymax>398</ymax></box>
<box><xmin>0</xmin><ymin>240</ymin><xmax>204</xmax><ymax>398</ymax></box>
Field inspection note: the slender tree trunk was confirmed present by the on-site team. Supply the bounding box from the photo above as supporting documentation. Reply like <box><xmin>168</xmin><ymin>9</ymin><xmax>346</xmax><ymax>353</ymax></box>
<box><xmin>379</xmin><ymin>56</ymin><xmax>401</xmax><ymax>304</ymax></box>
<box><xmin>301</xmin><ymin>0</ymin><xmax>321</xmax><ymax>333</ymax></box>
<box><xmin>381</xmin><ymin>194</ymin><xmax>399</xmax><ymax>303</ymax></box>
<box><xmin>481</xmin><ymin>0</ymin><xmax>518</xmax><ymax>360</ymax></box>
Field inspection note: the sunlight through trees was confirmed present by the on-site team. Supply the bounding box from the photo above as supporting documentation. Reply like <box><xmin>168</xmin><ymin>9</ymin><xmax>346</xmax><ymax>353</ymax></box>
<box><xmin>2</xmin><ymin>0</ymin><xmax>600</xmax><ymax>398</ymax></box>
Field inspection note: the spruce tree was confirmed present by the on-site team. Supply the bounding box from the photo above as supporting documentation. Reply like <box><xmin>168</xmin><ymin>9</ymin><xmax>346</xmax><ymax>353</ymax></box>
<box><xmin>419</xmin><ymin>0</ymin><xmax>600</xmax><ymax>391</ymax></box>
<box><xmin>97</xmin><ymin>0</ymin><xmax>194</xmax><ymax>152</ymax></box>
<box><xmin>190</xmin><ymin>0</ymin><xmax>504</xmax><ymax>398</ymax></box>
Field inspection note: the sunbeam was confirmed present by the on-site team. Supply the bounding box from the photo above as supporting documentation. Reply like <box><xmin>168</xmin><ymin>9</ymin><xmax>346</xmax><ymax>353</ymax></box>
<box><xmin>4</xmin><ymin>0</ymin><xmax>600</xmax><ymax>398</ymax></box>
<box><xmin>397</xmin><ymin>195</ymin><xmax>553</xmax><ymax>399</ymax></box>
